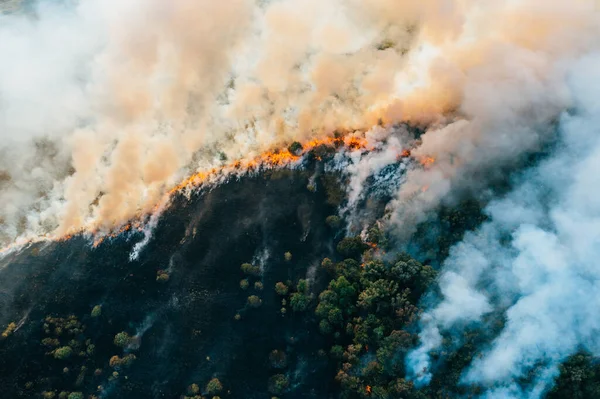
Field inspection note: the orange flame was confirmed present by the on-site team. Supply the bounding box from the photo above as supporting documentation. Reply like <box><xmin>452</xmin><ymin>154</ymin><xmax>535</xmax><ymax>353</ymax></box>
<box><xmin>366</xmin><ymin>385</ymin><xmax>372</xmax><ymax>395</ymax></box>
<box><xmin>419</xmin><ymin>156</ymin><xmax>435</xmax><ymax>168</ymax></box>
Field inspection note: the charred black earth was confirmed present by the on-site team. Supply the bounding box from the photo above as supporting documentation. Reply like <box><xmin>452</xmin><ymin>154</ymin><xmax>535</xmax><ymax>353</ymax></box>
<box><xmin>0</xmin><ymin>164</ymin><xmax>348</xmax><ymax>398</ymax></box>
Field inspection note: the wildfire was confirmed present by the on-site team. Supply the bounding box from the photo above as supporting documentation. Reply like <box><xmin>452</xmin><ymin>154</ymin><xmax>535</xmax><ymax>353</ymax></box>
<box><xmin>419</xmin><ymin>156</ymin><xmax>436</xmax><ymax>168</ymax></box>
<box><xmin>366</xmin><ymin>385</ymin><xmax>372</xmax><ymax>395</ymax></box>
<box><xmin>1</xmin><ymin>130</ymin><xmax>429</xmax><ymax>254</ymax></box>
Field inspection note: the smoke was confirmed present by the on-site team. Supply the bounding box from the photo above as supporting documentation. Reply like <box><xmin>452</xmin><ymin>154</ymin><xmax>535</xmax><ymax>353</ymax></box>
<box><xmin>3</xmin><ymin>0</ymin><xmax>593</xmax><ymax>248</ymax></box>
<box><xmin>406</xmin><ymin>54</ymin><xmax>600</xmax><ymax>397</ymax></box>
<box><xmin>1</xmin><ymin>0</ymin><xmax>454</xmax><ymax>246</ymax></box>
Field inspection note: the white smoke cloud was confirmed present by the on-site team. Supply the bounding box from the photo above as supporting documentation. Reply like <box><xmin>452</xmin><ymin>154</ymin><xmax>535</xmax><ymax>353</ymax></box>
<box><xmin>407</xmin><ymin>54</ymin><xmax>600</xmax><ymax>398</ymax></box>
<box><xmin>0</xmin><ymin>0</ymin><xmax>454</xmax><ymax>246</ymax></box>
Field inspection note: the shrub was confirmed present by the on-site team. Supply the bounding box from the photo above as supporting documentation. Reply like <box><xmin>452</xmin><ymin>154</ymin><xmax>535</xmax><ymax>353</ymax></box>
<box><xmin>53</xmin><ymin>346</ymin><xmax>73</xmax><ymax>360</ymax></box>
<box><xmin>68</xmin><ymin>392</ymin><xmax>83</xmax><ymax>399</ymax></box>
<box><xmin>325</xmin><ymin>215</ymin><xmax>341</xmax><ymax>229</ymax></box>
<box><xmin>297</xmin><ymin>279</ymin><xmax>308</xmax><ymax>293</ymax></box>
<box><xmin>239</xmin><ymin>279</ymin><xmax>250</xmax><ymax>290</ymax></box>
<box><xmin>254</xmin><ymin>282</ymin><xmax>264</xmax><ymax>291</ymax></box>
<box><xmin>284</xmin><ymin>252</ymin><xmax>292</xmax><ymax>262</ymax></box>
<box><xmin>268</xmin><ymin>374</ymin><xmax>289</xmax><ymax>395</ymax></box>
<box><xmin>269</xmin><ymin>350</ymin><xmax>288</xmax><ymax>369</ymax></box>
<box><xmin>337</xmin><ymin>237</ymin><xmax>368</xmax><ymax>258</ymax></box>
<box><xmin>91</xmin><ymin>305</ymin><xmax>102</xmax><ymax>318</ymax></box>
<box><xmin>319</xmin><ymin>319</ymin><xmax>333</xmax><ymax>335</ymax></box>
<box><xmin>275</xmin><ymin>282</ymin><xmax>288</xmax><ymax>296</ymax></box>
<box><xmin>247</xmin><ymin>295</ymin><xmax>263</xmax><ymax>308</ymax></box>
<box><xmin>42</xmin><ymin>338</ymin><xmax>60</xmax><ymax>347</ymax></box>
<box><xmin>113</xmin><ymin>332</ymin><xmax>131</xmax><ymax>348</ymax></box>
<box><xmin>288</xmin><ymin>141</ymin><xmax>303</xmax><ymax>155</ymax></box>
<box><xmin>156</xmin><ymin>273</ymin><xmax>170</xmax><ymax>283</ymax></box>
<box><xmin>241</xmin><ymin>263</ymin><xmax>261</xmax><ymax>276</ymax></box>
<box><xmin>290</xmin><ymin>293</ymin><xmax>309</xmax><ymax>312</ymax></box>
<box><xmin>1</xmin><ymin>322</ymin><xmax>16</xmax><ymax>338</ymax></box>
<box><xmin>188</xmin><ymin>383</ymin><xmax>200</xmax><ymax>395</ymax></box>
<box><xmin>206</xmin><ymin>378</ymin><xmax>223</xmax><ymax>395</ymax></box>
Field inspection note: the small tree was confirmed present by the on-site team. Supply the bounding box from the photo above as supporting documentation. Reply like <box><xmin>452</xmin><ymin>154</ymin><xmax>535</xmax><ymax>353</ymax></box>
<box><xmin>275</xmin><ymin>282</ymin><xmax>288</xmax><ymax>296</ymax></box>
<box><xmin>269</xmin><ymin>350</ymin><xmax>288</xmax><ymax>369</ymax></box>
<box><xmin>91</xmin><ymin>305</ymin><xmax>102</xmax><ymax>318</ymax></box>
<box><xmin>247</xmin><ymin>295</ymin><xmax>263</xmax><ymax>308</ymax></box>
<box><xmin>206</xmin><ymin>378</ymin><xmax>223</xmax><ymax>395</ymax></box>
<box><xmin>268</xmin><ymin>374</ymin><xmax>289</xmax><ymax>395</ymax></box>
<box><xmin>325</xmin><ymin>215</ymin><xmax>341</xmax><ymax>229</ymax></box>
<box><xmin>254</xmin><ymin>282</ymin><xmax>264</xmax><ymax>291</ymax></box>
<box><xmin>290</xmin><ymin>293</ymin><xmax>309</xmax><ymax>312</ymax></box>
<box><xmin>284</xmin><ymin>252</ymin><xmax>292</xmax><ymax>262</ymax></box>
<box><xmin>241</xmin><ymin>263</ymin><xmax>261</xmax><ymax>276</ymax></box>
<box><xmin>239</xmin><ymin>279</ymin><xmax>250</xmax><ymax>290</ymax></box>
<box><xmin>113</xmin><ymin>332</ymin><xmax>131</xmax><ymax>348</ymax></box>
<box><xmin>53</xmin><ymin>346</ymin><xmax>73</xmax><ymax>360</ymax></box>
<box><xmin>288</xmin><ymin>141</ymin><xmax>303</xmax><ymax>155</ymax></box>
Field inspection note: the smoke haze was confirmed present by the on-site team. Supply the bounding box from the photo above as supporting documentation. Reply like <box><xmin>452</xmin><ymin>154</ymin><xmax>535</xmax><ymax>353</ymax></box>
<box><xmin>1</xmin><ymin>0</ymin><xmax>592</xmax><ymax>246</ymax></box>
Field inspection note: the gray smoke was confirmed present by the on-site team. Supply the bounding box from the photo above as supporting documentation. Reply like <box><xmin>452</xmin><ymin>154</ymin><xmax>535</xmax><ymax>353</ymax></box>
<box><xmin>407</xmin><ymin>54</ymin><xmax>600</xmax><ymax>398</ymax></box>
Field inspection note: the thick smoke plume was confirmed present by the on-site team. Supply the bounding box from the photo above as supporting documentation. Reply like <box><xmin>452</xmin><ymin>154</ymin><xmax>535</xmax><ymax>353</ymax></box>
<box><xmin>0</xmin><ymin>0</ymin><xmax>449</xmax><ymax>245</ymax></box>
<box><xmin>407</xmin><ymin>54</ymin><xmax>600</xmax><ymax>397</ymax></box>
<box><xmin>4</xmin><ymin>0</ymin><xmax>593</xmax><ymax>247</ymax></box>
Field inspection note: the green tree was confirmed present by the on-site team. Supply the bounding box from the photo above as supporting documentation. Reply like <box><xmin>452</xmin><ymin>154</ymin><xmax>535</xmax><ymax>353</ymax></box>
<box><xmin>91</xmin><ymin>305</ymin><xmax>102</xmax><ymax>318</ymax></box>
<box><xmin>247</xmin><ymin>295</ymin><xmax>263</xmax><ymax>308</ymax></box>
<box><xmin>336</xmin><ymin>237</ymin><xmax>368</xmax><ymax>258</ymax></box>
<box><xmin>241</xmin><ymin>263</ymin><xmax>261</xmax><ymax>276</ymax></box>
<box><xmin>206</xmin><ymin>378</ymin><xmax>223</xmax><ymax>395</ymax></box>
<box><xmin>275</xmin><ymin>282</ymin><xmax>288</xmax><ymax>296</ymax></box>
<box><xmin>53</xmin><ymin>346</ymin><xmax>73</xmax><ymax>360</ymax></box>
<box><xmin>290</xmin><ymin>292</ymin><xmax>309</xmax><ymax>312</ymax></box>
<box><xmin>239</xmin><ymin>279</ymin><xmax>250</xmax><ymax>290</ymax></box>
<box><xmin>288</xmin><ymin>141</ymin><xmax>303</xmax><ymax>155</ymax></box>
<box><xmin>113</xmin><ymin>332</ymin><xmax>131</xmax><ymax>348</ymax></box>
<box><xmin>268</xmin><ymin>374</ymin><xmax>289</xmax><ymax>395</ymax></box>
<box><xmin>269</xmin><ymin>350</ymin><xmax>288</xmax><ymax>369</ymax></box>
<box><xmin>326</xmin><ymin>215</ymin><xmax>341</xmax><ymax>229</ymax></box>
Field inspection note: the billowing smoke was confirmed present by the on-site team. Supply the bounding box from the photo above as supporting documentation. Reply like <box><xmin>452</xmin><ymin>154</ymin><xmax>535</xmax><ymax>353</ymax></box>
<box><xmin>406</xmin><ymin>52</ymin><xmax>600</xmax><ymax>398</ymax></box>
<box><xmin>2</xmin><ymin>0</ymin><xmax>600</xmax><ymax>396</ymax></box>
<box><xmin>1</xmin><ymin>0</ymin><xmax>451</xmax><ymax>245</ymax></box>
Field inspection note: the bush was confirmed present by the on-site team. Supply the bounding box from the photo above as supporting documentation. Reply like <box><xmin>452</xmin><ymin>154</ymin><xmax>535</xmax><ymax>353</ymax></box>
<box><xmin>239</xmin><ymin>279</ymin><xmax>250</xmax><ymax>290</ymax></box>
<box><xmin>206</xmin><ymin>378</ymin><xmax>223</xmax><ymax>395</ymax></box>
<box><xmin>275</xmin><ymin>282</ymin><xmax>288</xmax><ymax>296</ymax></box>
<box><xmin>284</xmin><ymin>252</ymin><xmax>292</xmax><ymax>262</ymax></box>
<box><xmin>156</xmin><ymin>273</ymin><xmax>170</xmax><ymax>283</ymax></box>
<box><xmin>319</xmin><ymin>319</ymin><xmax>333</xmax><ymax>335</ymax></box>
<box><xmin>188</xmin><ymin>383</ymin><xmax>200</xmax><ymax>395</ymax></box>
<box><xmin>53</xmin><ymin>346</ymin><xmax>73</xmax><ymax>360</ymax></box>
<box><xmin>1</xmin><ymin>322</ymin><xmax>16</xmax><ymax>338</ymax></box>
<box><xmin>67</xmin><ymin>393</ymin><xmax>83</xmax><ymax>399</ymax></box>
<box><xmin>91</xmin><ymin>305</ymin><xmax>102</xmax><ymax>318</ymax></box>
<box><xmin>296</xmin><ymin>279</ymin><xmax>308</xmax><ymax>293</ymax></box>
<box><xmin>241</xmin><ymin>263</ymin><xmax>261</xmax><ymax>276</ymax></box>
<box><xmin>247</xmin><ymin>295</ymin><xmax>263</xmax><ymax>308</ymax></box>
<box><xmin>113</xmin><ymin>332</ymin><xmax>131</xmax><ymax>348</ymax></box>
<box><xmin>269</xmin><ymin>350</ymin><xmax>288</xmax><ymax>369</ymax></box>
<box><xmin>254</xmin><ymin>282</ymin><xmax>264</xmax><ymax>291</ymax></box>
<box><xmin>288</xmin><ymin>141</ymin><xmax>303</xmax><ymax>155</ymax></box>
<box><xmin>290</xmin><ymin>293</ymin><xmax>309</xmax><ymax>312</ymax></box>
<box><xmin>336</xmin><ymin>237</ymin><xmax>368</xmax><ymax>258</ymax></box>
<box><xmin>268</xmin><ymin>374</ymin><xmax>289</xmax><ymax>395</ymax></box>
<box><xmin>325</xmin><ymin>215</ymin><xmax>341</xmax><ymax>229</ymax></box>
